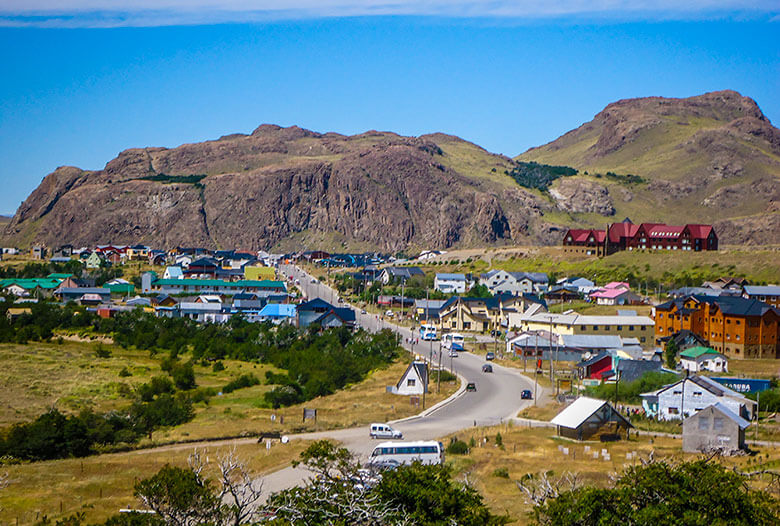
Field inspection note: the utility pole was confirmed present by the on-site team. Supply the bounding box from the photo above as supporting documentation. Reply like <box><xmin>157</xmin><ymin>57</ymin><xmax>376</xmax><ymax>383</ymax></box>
<box><xmin>755</xmin><ymin>391</ymin><xmax>760</xmax><ymax>441</ymax></box>
<box><xmin>437</xmin><ymin>339</ymin><xmax>442</xmax><ymax>393</ymax></box>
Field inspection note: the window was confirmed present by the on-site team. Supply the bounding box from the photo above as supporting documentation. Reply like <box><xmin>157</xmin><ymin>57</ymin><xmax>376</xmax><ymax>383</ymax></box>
<box><xmin>659</xmin><ymin>327</ymin><xmax>664</xmax><ymax>333</ymax></box>
<box><xmin>640</xmin><ymin>337</ymin><xmax>646</xmax><ymax>343</ymax></box>
<box><xmin>593</xmin><ymin>326</ymin><xmax>599</xmax><ymax>331</ymax></box>
<box><xmin>693</xmin><ymin>391</ymin><xmax>702</xmax><ymax>397</ymax></box>
<box><xmin>713</xmin><ymin>417</ymin><xmax>724</xmax><ymax>431</ymax></box>
<box><xmin>641</xmin><ymin>326</ymin><xmax>646</xmax><ymax>331</ymax></box>
<box><xmin>659</xmin><ymin>313</ymin><xmax>664</xmax><ymax>318</ymax></box>
<box><xmin>629</xmin><ymin>325</ymin><xmax>635</xmax><ymax>330</ymax></box>
<box><xmin>407</xmin><ymin>379</ymin><xmax>416</xmax><ymax>387</ymax></box>
<box><xmin>669</xmin><ymin>407</ymin><xmax>679</xmax><ymax>415</ymax></box>
<box><xmin>617</xmin><ymin>326</ymin><xmax>622</xmax><ymax>330</ymax></box>
<box><xmin>463</xmin><ymin>322</ymin><xmax>471</xmax><ymax>329</ymax></box>
<box><xmin>673</xmin><ymin>390</ymin><xmax>682</xmax><ymax>395</ymax></box>
<box><xmin>698</xmin><ymin>417</ymin><xmax>709</xmax><ymax>431</ymax></box>
<box><xmin>604</xmin><ymin>326</ymin><xmax>610</xmax><ymax>330</ymax></box>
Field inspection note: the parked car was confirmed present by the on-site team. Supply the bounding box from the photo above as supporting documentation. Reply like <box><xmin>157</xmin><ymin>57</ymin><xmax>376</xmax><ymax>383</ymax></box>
<box><xmin>448</xmin><ymin>349</ymin><xmax>458</xmax><ymax>358</ymax></box>
<box><xmin>369</xmin><ymin>423</ymin><xmax>403</xmax><ymax>439</ymax></box>
<box><xmin>466</xmin><ymin>382</ymin><xmax>477</xmax><ymax>392</ymax></box>
<box><xmin>521</xmin><ymin>390</ymin><xmax>533</xmax><ymax>400</ymax></box>
<box><xmin>361</xmin><ymin>309</ymin><xmax>367</xmax><ymax>314</ymax></box>
<box><xmin>384</xmin><ymin>310</ymin><xmax>394</xmax><ymax>317</ymax></box>
<box><xmin>486</xmin><ymin>352</ymin><xmax>495</xmax><ymax>361</ymax></box>
<box><xmin>310</xmin><ymin>278</ymin><xmax>317</xmax><ymax>283</ymax></box>
<box><xmin>481</xmin><ymin>364</ymin><xmax>493</xmax><ymax>373</ymax></box>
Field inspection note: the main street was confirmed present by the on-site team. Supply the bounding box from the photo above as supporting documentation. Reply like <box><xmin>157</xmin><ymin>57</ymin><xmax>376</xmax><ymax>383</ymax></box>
<box><xmin>258</xmin><ymin>264</ymin><xmax>547</xmax><ymax>494</ymax></box>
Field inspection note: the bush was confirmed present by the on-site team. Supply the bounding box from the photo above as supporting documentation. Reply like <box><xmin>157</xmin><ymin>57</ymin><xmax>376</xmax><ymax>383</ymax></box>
<box><xmin>493</xmin><ymin>467</ymin><xmax>509</xmax><ymax>478</ymax></box>
<box><xmin>211</xmin><ymin>361</ymin><xmax>225</xmax><ymax>372</ymax></box>
<box><xmin>94</xmin><ymin>343</ymin><xmax>112</xmax><ymax>358</ymax></box>
<box><xmin>446</xmin><ymin>438</ymin><xmax>469</xmax><ymax>455</ymax></box>
<box><xmin>222</xmin><ymin>373</ymin><xmax>260</xmax><ymax>394</ymax></box>
<box><xmin>118</xmin><ymin>367</ymin><xmax>132</xmax><ymax>377</ymax></box>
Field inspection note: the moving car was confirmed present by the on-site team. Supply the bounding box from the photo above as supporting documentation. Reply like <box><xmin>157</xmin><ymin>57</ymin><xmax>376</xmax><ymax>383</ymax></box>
<box><xmin>448</xmin><ymin>349</ymin><xmax>458</xmax><ymax>358</ymax></box>
<box><xmin>481</xmin><ymin>364</ymin><xmax>493</xmax><ymax>373</ymax></box>
<box><xmin>369</xmin><ymin>423</ymin><xmax>403</xmax><ymax>439</ymax></box>
<box><xmin>521</xmin><ymin>390</ymin><xmax>533</xmax><ymax>400</ymax></box>
<box><xmin>466</xmin><ymin>382</ymin><xmax>477</xmax><ymax>392</ymax></box>
<box><xmin>486</xmin><ymin>352</ymin><xmax>495</xmax><ymax>361</ymax></box>
<box><xmin>361</xmin><ymin>309</ymin><xmax>367</xmax><ymax>314</ymax></box>
<box><xmin>310</xmin><ymin>278</ymin><xmax>317</xmax><ymax>283</ymax></box>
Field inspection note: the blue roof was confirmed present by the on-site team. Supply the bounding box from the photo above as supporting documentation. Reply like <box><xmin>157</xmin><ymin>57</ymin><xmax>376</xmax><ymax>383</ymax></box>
<box><xmin>257</xmin><ymin>303</ymin><xmax>296</xmax><ymax>318</ymax></box>
<box><xmin>436</xmin><ymin>273</ymin><xmax>466</xmax><ymax>280</ymax></box>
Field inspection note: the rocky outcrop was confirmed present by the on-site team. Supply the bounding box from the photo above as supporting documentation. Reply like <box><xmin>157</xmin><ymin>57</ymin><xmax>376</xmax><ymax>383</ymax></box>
<box><xmin>549</xmin><ymin>178</ymin><xmax>615</xmax><ymax>216</ymax></box>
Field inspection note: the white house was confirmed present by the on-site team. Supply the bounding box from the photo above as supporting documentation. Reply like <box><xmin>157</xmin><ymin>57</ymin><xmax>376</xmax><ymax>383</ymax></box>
<box><xmin>163</xmin><ymin>266</ymin><xmax>184</xmax><ymax>280</ymax></box>
<box><xmin>434</xmin><ymin>273</ymin><xmax>468</xmax><ymax>294</ymax></box>
<box><xmin>641</xmin><ymin>375</ymin><xmax>755</xmax><ymax>421</ymax></box>
<box><xmin>175</xmin><ymin>255</ymin><xmax>193</xmax><ymax>269</ymax></box>
<box><xmin>679</xmin><ymin>347</ymin><xmax>728</xmax><ymax>373</ymax></box>
<box><xmin>392</xmin><ymin>361</ymin><xmax>428</xmax><ymax>395</ymax></box>
<box><xmin>480</xmin><ymin>270</ymin><xmax>548</xmax><ymax>295</ymax></box>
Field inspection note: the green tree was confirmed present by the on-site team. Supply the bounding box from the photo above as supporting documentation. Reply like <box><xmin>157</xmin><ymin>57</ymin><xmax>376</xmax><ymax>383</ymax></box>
<box><xmin>532</xmin><ymin>460</ymin><xmax>779</xmax><ymax>526</ymax></box>
<box><xmin>665</xmin><ymin>339</ymin><xmax>679</xmax><ymax>369</ymax></box>
<box><xmin>466</xmin><ymin>284</ymin><xmax>491</xmax><ymax>297</ymax></box>
<box><xmin>134</xmin><ymin>465</ymin><xmax>224</xmax><ymax>526</ymax></box>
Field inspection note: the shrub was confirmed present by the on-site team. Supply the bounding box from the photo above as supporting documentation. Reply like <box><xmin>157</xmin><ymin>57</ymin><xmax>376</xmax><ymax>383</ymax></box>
<box><xmin>222</xmin><ymin>373</ymin><xmax>260</xmax><ymax>394</ymax></box>
<box><xmin>493</xmin><ymin>467</ymin><xmax>510</xmax><ymax>478</ymax></box>
<box><xmin>94</xmin><ymin>343</ymin><xmax>112</xmax><ymax>358</ymax></box>
<box><xmin>118</xmin><ymin>367</ymin><xmax>132</xmax><ymax>377</ymax></box>
<box><xmin>446</xmin><ymin>438</ymin><xmax>469</xmax><ymax>455</ymax></box>
<box><xmin>211</xmin><ymin>361</ymin><xmax>225</xmax><ymax>372</ymax></box>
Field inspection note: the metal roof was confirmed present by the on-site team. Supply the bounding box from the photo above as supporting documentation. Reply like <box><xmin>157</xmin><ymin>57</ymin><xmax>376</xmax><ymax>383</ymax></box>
<box><xmin>744</xmin><ymin>285</ymin><xmax>780</xmax><ymax>296</ymax></box>
<box><xmin>551</xmin><ymin>397</ymin><xmax>612</xmax><ymax>429</ymax></box>
<box><xmin>562</xmin><ymin>334</ymin><xmax>624</xmax><ymax>349</ymax></box>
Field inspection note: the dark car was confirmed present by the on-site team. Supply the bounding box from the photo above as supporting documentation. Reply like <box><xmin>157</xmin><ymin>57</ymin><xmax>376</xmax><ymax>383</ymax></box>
<box><xmin>481</xmin><ymin>364</ymin><xmax>493</xmax><ymax>373</ymax></box>
<box><xmin>466</xmin><ymin>382</ymin><xmax>477</xmax><ymax>392</ymax></box>
<box><xmin>485</xmin><ymin>352</ymin><xmax>495</xmax><ymax>361</ymax></box>
<box><xmin>521</xmin><ymin>389</ymin><xmax>533</xmax><ymax>400</ymax></box>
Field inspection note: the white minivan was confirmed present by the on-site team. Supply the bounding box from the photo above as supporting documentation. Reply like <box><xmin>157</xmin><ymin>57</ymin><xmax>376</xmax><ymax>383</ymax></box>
<box><xmin>369</xmin><ymin>423</ymin><xmax>403</xmax><ymax>439</ymax></box>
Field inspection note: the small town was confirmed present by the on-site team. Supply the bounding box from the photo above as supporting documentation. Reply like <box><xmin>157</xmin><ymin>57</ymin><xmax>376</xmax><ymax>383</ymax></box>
<box><xmin>2</xmin><ymin>5</ymin><xmax>779</xmax><ymax>525</ymax></box>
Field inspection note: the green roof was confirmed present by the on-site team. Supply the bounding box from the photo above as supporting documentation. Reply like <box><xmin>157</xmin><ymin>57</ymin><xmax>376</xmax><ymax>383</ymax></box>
<box><xmin>48</xmin><ymin>273</ymin><xmax>74</xmax><ymax>280</ymax></box>
<box><xmin>107</xmin><ymin>283</ymin><xmax>135</xmax><ymax>293</ymax></box>
<box><xmin>0</xmin><ymin>278</ymin><xmax>61</xmax><ymax>290</ymax></box>
<box><xmin>152</xmin><ymin>278</ymin><xmax>286</xmax><ymax>289</ymax></box>
<box><xmin>680</xmin><ymin>346</ymin><xmax>720</xmax><ymax>359</ymax></box>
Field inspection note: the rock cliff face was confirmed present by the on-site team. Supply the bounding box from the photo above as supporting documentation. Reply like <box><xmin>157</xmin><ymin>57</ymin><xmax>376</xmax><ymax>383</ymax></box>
<box><xmin>7</xmin><ymin>90</ymin><xmax>779</xmax><ymax>250</ymax></box>
<box><xmin>4</xmin><ymin>126</ymin><xmax>550</xmax><ymax>251</ymax></box>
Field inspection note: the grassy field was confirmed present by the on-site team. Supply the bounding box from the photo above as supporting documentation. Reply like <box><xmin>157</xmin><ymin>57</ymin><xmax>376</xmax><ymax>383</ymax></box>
<box><xmin>0</xmin><ymin>439</ymin><xmax>311</xmax><ymax>525</ymax></box>
<box><xmin>445</xmin><ymin>424</ymin><xmax>780</xmax><ymax>524</ymax></box>
<box><xmin>0</xmin><ymin>340</ymin><xmax>458</xmax><ymax>443</ymax></box>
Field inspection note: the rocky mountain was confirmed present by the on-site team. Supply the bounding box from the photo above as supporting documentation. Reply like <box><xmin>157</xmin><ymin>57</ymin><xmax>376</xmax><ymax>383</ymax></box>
<box><xmin>519</xmin><ymin>90</ymin><xmax>780</xmax><ymax>245</ymax></box>
<box><xmin>5</xmin><ymin>90</ymin><xmax>778</xmax><ymax>251</ymax></box>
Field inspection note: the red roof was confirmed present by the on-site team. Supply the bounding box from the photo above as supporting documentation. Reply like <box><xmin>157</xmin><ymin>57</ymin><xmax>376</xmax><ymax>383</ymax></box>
<box><xmin>645</xmin><ymin>224</ymin><xmax>685</xmax><ymax>239</ymax></box>
<box><xmin>686</xmin><ymin>224</ymin><xmax>714</xmax><ymax>239</ymax></box>
<box><xmin>607</xmin><ymin>221</ymin><xmax>639</xmax><ymax>243</ymax></box>
<box><xmin>565</xmin><ymin>229</ymin><xmax>606</xmax><ymax>243</ymax></box>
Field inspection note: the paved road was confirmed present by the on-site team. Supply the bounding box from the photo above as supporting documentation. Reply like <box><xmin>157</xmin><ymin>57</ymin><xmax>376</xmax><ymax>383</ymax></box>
<box><xmin>258</xmin><ymin>265</ymin><xmax>547</xmax><ymax>495</ymax></box>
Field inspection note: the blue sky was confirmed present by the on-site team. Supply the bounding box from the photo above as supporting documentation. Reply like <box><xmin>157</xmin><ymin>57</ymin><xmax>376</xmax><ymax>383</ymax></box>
<box><xmin>0</xmin><ymin>2</ymin><xmax>778</xmax><ymax>215</ymax></box>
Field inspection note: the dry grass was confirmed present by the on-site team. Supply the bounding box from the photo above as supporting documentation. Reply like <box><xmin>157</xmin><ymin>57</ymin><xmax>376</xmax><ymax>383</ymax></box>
<box><xmin>446</xmin><ymin>424</ymin><xmax>780</xmax><ymax>524</ymax></box>
<box><xmin>0</xmin><ymin>440</ymin><xmax>311</xmax><ymax>525</ymax></box>
<box><xmin>156</xmin><ymin>358</ymin><xmax>458</xmax><ymax>443</ymax></box>
<box><xmin>721</xmin><ymin>359</ymin><xmax>780</xmax><ymax>379</ymax></box>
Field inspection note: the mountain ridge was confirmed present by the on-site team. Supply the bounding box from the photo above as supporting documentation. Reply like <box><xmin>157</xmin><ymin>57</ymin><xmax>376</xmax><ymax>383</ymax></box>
<box><xmin>5</xmin><ymin>90</ymin><xmax>779</xmax><ymax>251</ymax></box>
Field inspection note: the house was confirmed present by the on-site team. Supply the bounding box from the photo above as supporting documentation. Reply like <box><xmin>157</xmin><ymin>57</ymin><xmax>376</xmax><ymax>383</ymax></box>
<box><xmin>518</xmin><ymin>312</ymin><xmax>655</xmax><ymax>345</ymax></box>
<box><xmin>434</xmin><ymin>273</ymin><xmax>468</xmax><ymax>294</ymax></box>
<box><xmin>55</xmin><ymin>287</ymin><xmax>112</xmax><ymax>303</ymax></box>
<box><xmin>184</xmin><ymin>257</ymin><xmax>220</xmax><ymax>277</ymax></box>
<box><xmin>704</xmin><ymin>277</ymin><xmax>748</xmax><ymax>292</ymax></box>
<box><xmin>544</xmin><ymin>285</ymin><xmax>582</xmax><ymax>304</ymax></box>
<box><xmin>163</xmin><ymin>266</ymin><xmax>184</xmax><ymax>280</ymax></box>
<box><xmin>142</xmin><ymin>273</ymin><xmax>287</xmax><ymax>296</ymax></box>
<box><xmin>561</xmin><ymin>229</ymin><xmax>607</xmax><ymax>257</ymax></box>
<box><xmin>615</xmin><ymin>359</ymin><xmax>662</xmax><ymax>383</ymax></box>
<box><xmin>679</xmin><ymin>346</ymin><xmax>728</xmax><ymax>373</ymax></box>
<box><xmin>479</xmin><ymin>270</ymin><xmax>549</xmax><ymax>296</ymax></box>
<box><xmin>658</xmin><ymin>329</ymin><xmax>709</xmax><ymax>351</ymax></box>
<box><xmin>550</xmin><ymin>397</ymin><xmax>633</xmax><ymax>441</ymax></box>
<box><xmin>589</xmin><ymin>287</ymin><xmax>642</xmax><ymax>306</ymax></box>
<box><xmin>743</xmin><ymin>285</ymin><xmax>780</xmax><ymax>309</ymax></box>
<box><xmin>125</xmin><ymin>296</ymin><xmax>152</xmax><ymax>307</ymax></box>
<box><xmin>175</xmin><ymin>255</ymin><xmax>193</xmax><ymax>268</ymax></box>
<box><xmin>253</xmin><ymin>303</ymin><xmax>296</xmax><ymax>324</ymax></box>
<box><xmin>557</xmin><ymin>277</ymin><xmax>597</xmax><ymax>294</ymax></box>
<box><xmin>31</xmin><ymin>245</ymin><xmax>46</xmax><ymax>260</ymax></box>
<box><xmin>151</xmin><ymin>294</ymin><xmax>177</xmax><ymax>307</ymax></box>
<box><xmin>1</xmin><ymin>278</ymin><xmax>61</xmax><ymax>298</ymax></box>
<box><xmin>682</xmin><ymin>403</ymin><xmax>749</xmax><ymax>454</ymax></box>
<box><xmin>414</xmin><ymin>299</ymin><xmax>446</xmax><ymax>321</ymax></box>
<box><xmin>296</xmin><ymin>298</ymin><xmax>355</xmax><ymax>329</ymax></box>
<box><xmin>393</xmin><ymin>361</ymin><xmax>428</xmax><ymax>395</ymax></box>
<box><xmin>379</xmin><ymin>266</ymin><xmax>425</xmax><ymax>285</ymax></box>
<box><xmin>244</xmin><ymin>265</ymin><xmax>276</xmax><ymax>281</ymax></box>
<box><xmin>640</xmin><ymin>375</ymin><xmax>756</xmax><ymax>421</ymax></box>
<box><xmin>52</xmin><ymin>245</ymin><xmax>73</xmax><ymax>258</ymax></box>
<box><xmin>126</xmin><ymin>245</ymin><xmax>150</xmax><ymax>261</ymax></box>
<box><xmin>576</xmin><ymin>352</ymin><xmax>614</xmax><ymax>380</ymax></box>
<box><xmin>6</xmin><ymin>307</ymin><xmax>32</xmax><ymax>321</ymax></box>
<box><xmin>653</xmin><ymin>294</ymin><xmax>780</xmax><ymax>359</ymax></box>
<box><xmin>439</xmin><ymin>294</ymin><xmax>543</xmax><ymax>333</ymax></box>
<box><xmin>178</xmin><ymin>297</ymin><xmax>227</xmax><ymax>323</ymax></box>
<box><xmin>85</xmin><ymin>252</ymin><xmax>103</xmax><ymax>269</ymax></box>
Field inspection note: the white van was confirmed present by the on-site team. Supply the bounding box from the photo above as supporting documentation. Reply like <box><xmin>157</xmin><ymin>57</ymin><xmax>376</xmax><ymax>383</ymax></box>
<box><xmin>369</xmin><ymin>423</ymin><xmax>403</xmax><ymax>439</ymax></box>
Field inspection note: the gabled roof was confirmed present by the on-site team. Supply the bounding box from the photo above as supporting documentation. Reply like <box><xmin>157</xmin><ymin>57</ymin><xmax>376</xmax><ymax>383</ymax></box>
<box><xmin>686</xmin><ymin>224</ymin><xmax>714</xmax><ymax>239</ymax></box>
<box><xmin>608</xmin><ymin>221</ymin><xmax>639</xmax><ymax>243</ymax></box>
<box><xmin>705</xmin><ymin>402</ymin><xmax>750</xmax><ymax>429</ymax></box>
<box><xmin>297</xmin><ymin>297</ymin><xmax>335</xmax><ymax>312</ymax></box>
<box><xmin>576</xmin><ymin>352</ymin><xmax>612</xmax><ymax>368</ymax></box>
<box><xmin>551</xmin><ymin>397</ymin><xmax>632</xmax><ymax>429</ymax></box>
<box><xmin>566</xmin><ymin>229</ymin><xmax>607</xmax><ymax>243</ymax></box>
<box><xmin>680</xmin><ymin>346</ymin><xmax>721</xmax><ymax>359</ymax></box>
<box><xmin>744</xmin><ymin>285</ymin><xmax>780</xmax><ymax>296</ymax></box>
<box><xmin>436</xmin><ymin>273</ymin><xmax>466</xmax><ymax>281</ymax></box>
<box><xmin>257</xmin><ymin>303</ymin><xmax>296</xmax><ymax>317</ymax></box>
<box><xmin>396</xmin><ymin>361</ymin><xmax>428</xmax><ymax>389</ymax></box>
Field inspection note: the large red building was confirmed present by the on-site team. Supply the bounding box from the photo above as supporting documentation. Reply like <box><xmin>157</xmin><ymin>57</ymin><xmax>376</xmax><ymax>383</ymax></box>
<box><xmin>562</xmin><ymin>219</ymin><xmax>717</xmax><ymax>256</ymax></box>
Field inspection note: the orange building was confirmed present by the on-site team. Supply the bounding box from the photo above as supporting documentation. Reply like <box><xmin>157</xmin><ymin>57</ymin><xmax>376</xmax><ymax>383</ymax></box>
<box><xmin>653</xmin><ymin>295</ymin><xmax>780</xmax><ymax>359</ymax></box>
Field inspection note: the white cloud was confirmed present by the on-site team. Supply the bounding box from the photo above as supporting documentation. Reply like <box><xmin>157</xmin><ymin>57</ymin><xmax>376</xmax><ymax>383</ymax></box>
<box><xmin>0</xmin><ymin>0</ymin><xmax>777</xmax><ymax>27</ymax></box>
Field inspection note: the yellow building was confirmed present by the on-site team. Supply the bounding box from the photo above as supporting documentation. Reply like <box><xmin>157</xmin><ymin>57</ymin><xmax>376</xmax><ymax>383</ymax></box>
<box><xmin>438</xmin><ymin>295</ymin><xmax>546</xmax><ymax>333</ymax></box>
<box><xmin>244</xmin><ymin>265</ymin><xmax>276</xmax><ymax>281</ymax></box>
<box><xmin>518</xmin><ymin>313</ymin><xmax>655</xmax><ymax>345</ymax></box>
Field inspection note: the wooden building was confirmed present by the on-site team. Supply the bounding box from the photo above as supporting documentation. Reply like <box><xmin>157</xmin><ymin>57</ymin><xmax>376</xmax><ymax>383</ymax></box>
<box><xmin>550</xmin><ymin>397</ymin><xmax>632</xmax><ymax>441</ymax></box>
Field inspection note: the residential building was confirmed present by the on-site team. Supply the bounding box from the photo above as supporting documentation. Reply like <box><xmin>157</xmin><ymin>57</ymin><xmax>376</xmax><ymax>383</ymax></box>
<box><xmin>142</xmin><ymin>272</ymin><xmax>287</xmax><ymax>296</ymax></box>
<box><xmin>550</xmin><ymin>397</ymin><xmax>633</xmax><ymax>441</ymax></box>
<box><xmin>743</xmin><ymin>285</ymin><xmax>780</xmax><ymax>309</ymax></box>
<box><xmin>641</xmin><ymin>375</ymin><xmax>756</xmax><ymax>421</ymax></box>
<box><xmin>244</xmin><ymin>265</ymin><xmax>276</xmax><ymax>281</ymax></box>
<box><xmin>682</xmin><ymin>403</ymin><xmax>749</xmax><ymax>454</ymax></box>
<box><xmin>653</xmin><ymin>295</ymin><xmax>780</xmax><ymax>359</ymax></box>
<box><xmin>126</xmin><ymin>245</ymin><xmax>150</xmax><ymax>260</ymax></box>
<box><xmin>1</xmin><ymin>278</ymin><xmax>61</xmax><ymax>297</ymax></box>
<box><xmin>163</xmin><ymin>266</ymin><xmax>184</xmax><ymax>280</ymax></box>
<box><xmin>296</xmin><ymin>298</ymin><xmax>355</xmax><ymax>329</ymax></box>
<box><xmin>479</xmin><ymin>270</ymin><xmax>549</xmax><ymax>295</ymax></box>
<box><xmin>55</xmin><ymin>287</ymin><xmax>112</xmax><ymax>303</ymax></box>
<box><xmin>253</xmin><ymin>303</ymin><xmax>296</xmax><ymax>325</ymax></box>
<box><xmin>517</xmin><ymin>312</ymin><xmax>654</xmax><ymax>344</ymax></box>
<box><xmin>589</xmin><ymin>282</ymin><xmax>642</xmax><ymax>306</ymax></box>
<box><xmin>413</xmin><ymin>299</ymin><xmax>446</xmax><ymax>322</ymax></box>
<box><xmin>434</xmin><ymin>273</ymin><xmax>468</xmax><ymax>294</ymax></box>
<box><xmin>392</xmin><ymin>361</ymin><xmax>428</xmax><ymax>395</ymax></box>
<box><xmin>440</xmin><ymin>294</ymin><xmax>546</xmax><ymax>333</ymax></box>
<box><xmin>679</xmin><ymin>346</ymin><xmax>728</xmax><ymax>373</ymax></box>
<box><xmin>379</xmin><ymin>266</ymin><xmax>425</xmax><ymax>285</ymax></box>
<box><xmin>86</xmin><ymin>252</ymin><xmax>103</xmax><ymax>269</ymax></box>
